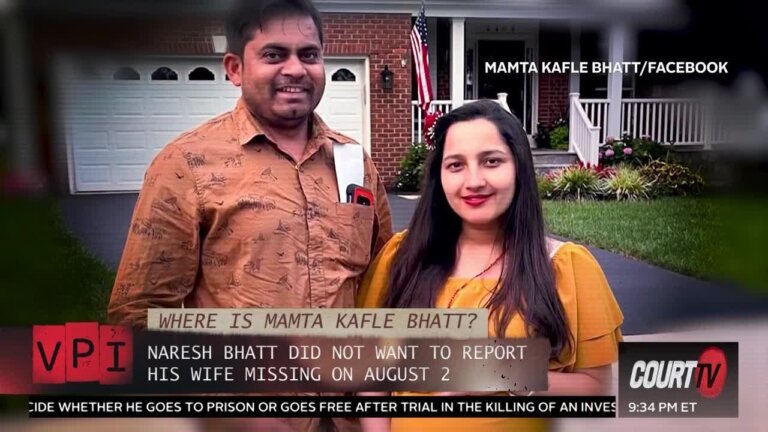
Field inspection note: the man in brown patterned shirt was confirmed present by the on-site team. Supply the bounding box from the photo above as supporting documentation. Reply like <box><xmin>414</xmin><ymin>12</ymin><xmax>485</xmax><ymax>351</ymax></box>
<box><xmin>108</xmin><ymin>0</ymin><xmax>393</xmax><ymax>327</ymax></box>
<box><xmin>109</xmin><ymin>1</ymin><xmax>392</xmax><ymax>429</ymax></box>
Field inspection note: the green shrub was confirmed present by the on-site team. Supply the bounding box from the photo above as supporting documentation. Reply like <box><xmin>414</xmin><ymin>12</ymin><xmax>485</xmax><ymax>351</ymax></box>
<box><xmin>629</xmin><ymin>136</ymin><xmax>672</xmax><ymax>163</ymax></box>
<box><xmin>552</xmin><ymin>165</ymin><xmax>601</xmax><ymax>200</ymax></box>
<box><xmin>600</xmin><ymin>166</ymin><xmax>651</xmax><ymax>201</ymax></box>
<box><xmin>639</xmin><ymin>160</ymin><xmax>705</xmax><ymax>197</ymax></box>
<box><xmin>537</xmin><ymin>174</ymin><xmax>556</xmax><ymax>199</ymax></box>
<box><xmin>599</xmin><ymin>135</ymin><xmax>671</xmax><ymax>167</ymax></box>
<box><xmin>394</xmin><ymin>142</ymin><xmax>428</xmax><ymax>192</ymax></box>
<box><xmin>550</xmin><ymin>124</ymin><xmax>569</xmax><ymax>151</ymax></box>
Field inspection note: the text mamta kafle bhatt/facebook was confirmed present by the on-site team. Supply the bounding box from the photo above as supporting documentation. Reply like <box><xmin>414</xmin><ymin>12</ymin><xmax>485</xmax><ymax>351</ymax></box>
<box><xmin>485</xmin><ymin>61</ymin><xmax>728</xmax><ymax>74</ymax></box>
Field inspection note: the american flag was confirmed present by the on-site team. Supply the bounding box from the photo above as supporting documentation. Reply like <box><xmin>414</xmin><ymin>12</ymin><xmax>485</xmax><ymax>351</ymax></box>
<box><xmin>410</xmin><ymin>2</ymin><xmax>434</xmax><ymax>113</ymax></box>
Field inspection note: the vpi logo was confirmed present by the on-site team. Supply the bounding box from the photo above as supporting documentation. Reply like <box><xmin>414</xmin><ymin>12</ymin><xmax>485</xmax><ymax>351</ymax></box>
<box><xmin>32</xmin><ymin>323</ymin><xmax>132</xmax><ymax>384</ymax></box>
<box><xmin>629</xmin><ymin>346</ymin><xmax>727</xmax><ymax>398</ymax></box>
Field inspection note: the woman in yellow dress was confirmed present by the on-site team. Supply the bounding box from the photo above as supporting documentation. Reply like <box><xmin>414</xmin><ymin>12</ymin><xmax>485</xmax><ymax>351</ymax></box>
<box><xmin>357</xmin><ymin>100</ymin><xmax>624</xmax><ymax>432</ymax></box>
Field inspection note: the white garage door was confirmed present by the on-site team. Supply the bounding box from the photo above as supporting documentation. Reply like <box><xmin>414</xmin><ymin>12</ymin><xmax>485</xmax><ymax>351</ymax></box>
<box><xmin>58</xmin><ymin>57</ymin><xmax>367</xmax><ymax>193</ymax></box>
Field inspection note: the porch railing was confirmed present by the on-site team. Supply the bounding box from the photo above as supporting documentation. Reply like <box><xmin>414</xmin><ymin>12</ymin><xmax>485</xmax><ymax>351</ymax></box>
<box><xmin>580</xmin><ymin>99</ymin><xmax>609</xmax><ymax>144</ymax></box>
<box><xmin>621</xmin><ymin>99</ymin><xmax>730</xmax><ymax>146</ymax></box>
<box><xmin>580</xmin><ymin>97</ymin><xmax>729</xmax><ymax>148</ymax></box>
<box><xmin>569</xmin><ymin>93</ymin><xmax>601</xmax><ymax>166</ymax></box>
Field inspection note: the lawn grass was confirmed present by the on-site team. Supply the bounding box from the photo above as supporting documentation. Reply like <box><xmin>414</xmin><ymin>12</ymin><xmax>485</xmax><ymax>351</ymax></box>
<box><xmin>0</xmin><ymin>197</ymin><xmax>115</xmax><ymax>326</ymax></box>
<box><xmin>543</xmin><ymin>196</ymin><xmax>768</xmax><ymax>292</ymax></box>
<box><xmin>0</xmin><ymin>197</ymin><xmax>115</xmax><ymax>411</ymax></box>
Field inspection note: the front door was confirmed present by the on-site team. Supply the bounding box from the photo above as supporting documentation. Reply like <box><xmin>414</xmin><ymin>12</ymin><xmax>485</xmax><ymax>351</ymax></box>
<box><xmin>478</xmin><ymin>40</ymin><xmax>527</xmax><ymax>128</ymax></box>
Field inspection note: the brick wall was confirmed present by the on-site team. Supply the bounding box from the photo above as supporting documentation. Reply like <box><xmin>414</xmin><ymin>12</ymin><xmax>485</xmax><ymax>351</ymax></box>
<box><xmin>537</xmin><ymin>28</ymin><xmax>570</xmax><ymax>127</ymax></box>
<box><xmin>538</xmin><ymin>73</ymin><xmax>569</xmax><ymax>126</ymax></box>
<box><xmin>323</xmin><ymin>14</ymin><xmax>412</xmax><ymax>187</ymax></box>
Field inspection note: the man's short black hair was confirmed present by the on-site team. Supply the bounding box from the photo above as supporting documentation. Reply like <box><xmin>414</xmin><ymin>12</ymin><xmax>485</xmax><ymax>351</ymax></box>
<box><xmin>225</xmin><ymin>0</ymin><xmax>324</xmax><ymax>57</ymax></box>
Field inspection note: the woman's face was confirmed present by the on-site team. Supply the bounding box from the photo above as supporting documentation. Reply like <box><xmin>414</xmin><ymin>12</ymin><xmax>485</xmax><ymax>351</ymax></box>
<box><xmin>440</xmin><ymin>118</ymin><xmax>516</xmax><ymax>230</ymax></box>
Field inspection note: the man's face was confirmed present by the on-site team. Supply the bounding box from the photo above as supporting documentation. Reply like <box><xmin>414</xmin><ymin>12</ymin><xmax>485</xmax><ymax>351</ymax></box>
<box><xmin>225</xmin><ymin>15</ymin><xmax>325</xmax><ymax>127</ymax></box>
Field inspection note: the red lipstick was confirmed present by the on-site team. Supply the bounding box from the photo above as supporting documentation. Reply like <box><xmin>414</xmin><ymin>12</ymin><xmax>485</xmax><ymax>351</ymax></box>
<box><xmin>462</xmin><ymin>194</ymin><xmax>492</xmax><ymax>207</ymax></box>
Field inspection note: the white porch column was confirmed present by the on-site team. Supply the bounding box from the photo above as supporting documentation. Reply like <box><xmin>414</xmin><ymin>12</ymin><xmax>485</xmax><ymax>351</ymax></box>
<box><xmin>569</xmin><ymin>25</ymin><xmax>581</xmax><ymax>94</ymax></box>
<box><xmin>428</xmin><ymin>17</ymin><xmax>438</xmax><ymax>98</ymax></box>
<box><xmin>450</xmin><ymin>17</ymin><xmax>465</xmax><ymax>107</ymax></box>
<box><xmin>606</xmin><ymin>23</ymin><xmax>626</xmax><ymax>139</ymax></box>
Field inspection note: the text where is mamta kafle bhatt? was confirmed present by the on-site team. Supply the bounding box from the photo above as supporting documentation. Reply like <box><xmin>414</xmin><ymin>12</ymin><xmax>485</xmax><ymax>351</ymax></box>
<box><xmin>146</xmin><ymin>308</ymin><xmax>490</xmax><ymax>338</ymax></box>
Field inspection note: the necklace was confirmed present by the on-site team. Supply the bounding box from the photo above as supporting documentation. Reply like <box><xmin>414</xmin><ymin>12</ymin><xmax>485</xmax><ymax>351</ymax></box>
<box><xmin>446</xmin><ymin>253</ymin><xmax>504</xmax><ymax>308</ymax></box>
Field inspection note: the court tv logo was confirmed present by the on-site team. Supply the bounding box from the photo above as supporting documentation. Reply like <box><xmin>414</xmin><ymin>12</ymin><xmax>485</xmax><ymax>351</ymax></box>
<box><xmin>619</xmin><ymin>342</ymin><xmax>738</xmax><ymax>418</ymax></box>
<box><xmin>629</xmin><ymin>346</ymin><xmax>727</xmax><ymax>398</ymax></box>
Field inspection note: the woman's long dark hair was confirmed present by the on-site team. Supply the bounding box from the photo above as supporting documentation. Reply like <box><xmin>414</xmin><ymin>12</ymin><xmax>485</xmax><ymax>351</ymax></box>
<box><xmin>384</xmin><ymin>100</ymin><xmax>572</xmax><ymax>359</ymax></box>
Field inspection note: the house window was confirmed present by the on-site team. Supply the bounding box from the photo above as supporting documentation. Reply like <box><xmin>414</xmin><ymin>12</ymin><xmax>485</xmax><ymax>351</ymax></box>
<box><xmin>189</xmin><ymin>67</ymin><xmax>215</xmax><ymax>81</ymax></box>
<box><xmin>113</xmin><ymin>67</ymin><xmax>140</xmax><ymax>81</ymax></box>
<box><xmin>151</xmin><ymin>66</ymin><xmax>178</xmax><ymax>81</ymax></box>
<box><xmin>331</xmin><ymin>68</ymin><xmax>356</xmax><ymax>82</ymax></box>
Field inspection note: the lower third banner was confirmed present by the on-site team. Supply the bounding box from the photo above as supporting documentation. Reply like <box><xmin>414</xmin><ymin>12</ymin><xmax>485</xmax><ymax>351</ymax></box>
<box><xmin>29</xmin><ymin>395</ymin><xmax>616</xmax><ymax>418</ymax></box>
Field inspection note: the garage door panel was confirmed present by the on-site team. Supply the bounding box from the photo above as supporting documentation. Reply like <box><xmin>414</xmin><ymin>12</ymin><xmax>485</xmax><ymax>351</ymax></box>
<box><xmin>186</xmin><ymin>97</ymin><xmax>227</xmax><ymax>116</ymax></box>
<box><xmin>112</xmin><ymin>131</ymin><xmax>147</xmax><ymax>150</ymax></box>
<box><xmin>113</xmin><ymin>165</ymin><xmax>147</xmax><ymax>184</ymax></box>
<box><xmin>62</xmin><ymin>99</ymin><xmax>110</xmax><ymax>117</ymax></box>
<box><xmin>148</xmin><ymin>97</ymin><xmax>184</xmax><ymax>116</ymax></box>
<box><xmin>75</xmin><ymin>165</ymin><xmax>112</xmax><ymax>186</ymax></box>
<box><xmin>150</xmin><ymin>131</ymin><xmax>185</xmax><ymax>149</ymax></box>
<box><xmin>72</xmin><ymin>149</ymin><xmax>115</xmax><ymax>165</ymax></box>
<box><xmin>72</xmin><ymin>131</ymin><xmax>109</xmax><ymax>150</ymax></box>
<box><xmin>112</xmin><ymin>151</ymin><xmax>150</xmax><ymax>162</ymax></box>
<box><xmin>112</xmin><ymin>97</ymin><xmax>146</xmax><ymax>117</ymax></box>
